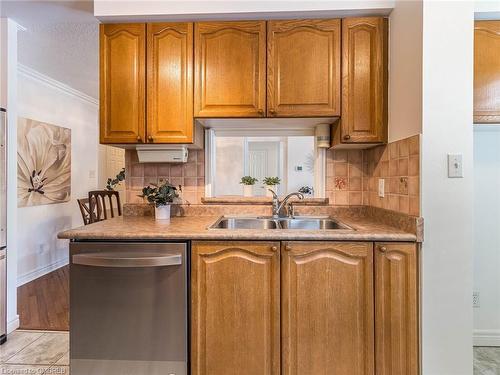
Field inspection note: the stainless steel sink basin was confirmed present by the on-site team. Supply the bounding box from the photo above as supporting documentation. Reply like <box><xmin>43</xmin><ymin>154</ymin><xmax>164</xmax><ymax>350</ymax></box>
<box><xmin>278</xmin><ymin>217</ymin><xmax>352</xmax><ymax>230</ymax></box>
<box><xmin>209</xmin><ymin>216</ymin><xmax>353</xmax><ymax>230</ymax></box>
<box><xmin>210</xmin><ymin>217</ymin><xmax>278</xmax><ymax>229</ymax></box>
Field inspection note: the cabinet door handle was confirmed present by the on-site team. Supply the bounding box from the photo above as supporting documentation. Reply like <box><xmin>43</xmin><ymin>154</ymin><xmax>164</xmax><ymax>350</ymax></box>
<box><xmin>271</xmin><ymin>246</ymin><xmax>278</xmax><ymax>252</ymax></box>
<box><xmin>343</xmin><ymin>134</ymin><xmax>351</xmax><ymax>141</ymax></box>
<box><xmin>258</xmin><ymin>109</ymin><xmax>264</xmax><ymax>115</ymax></box>
<box><xmin>136</xmin><ymin>135</ymin><xmax>142</xmax><ymax>142</ymax></box>
<box><xmin>285</xmin><ymin>245</ymin><xmax>291</xmax><ymax>251</ymax></box>
<box><xmin>269</xmin><ymin>109</ymin><xmax>276</xmax><ymax>116</ymax></box>
<box><xmin>379</xmin><ymin>246</ymin><xmax>387</xmax><ymax>253</ymax></box>
<box><xmin>148</xmin><ymin>135</ymin><xmax>154</xmax><ymax>142</ymax></box>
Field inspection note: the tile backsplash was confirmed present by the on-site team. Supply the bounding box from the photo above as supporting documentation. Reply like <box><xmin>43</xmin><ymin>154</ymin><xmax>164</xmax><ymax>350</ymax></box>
<box><xmin>124</xmin><ymin>134</ymin><xmax>420</xmax><ymax>216</ymax></box>
<box><xmin>125</xmin><ymin>149</ymin><xmax>205</xmax><ymax>204</ymax></box>
<box><xmin>324</xmin><ymin>134</ymin><xmax>420</xmax><ymax>216</ymax></box>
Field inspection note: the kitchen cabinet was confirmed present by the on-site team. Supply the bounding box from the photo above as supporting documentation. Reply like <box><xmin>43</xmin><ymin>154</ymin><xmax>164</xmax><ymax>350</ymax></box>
<box><xmin>281</xmin><ymin>241</ymin><xmax>374</xmax><ymax>375</ymax></box>
<box><xmin>333</xmin><ymin>17</ymin><xmax>388</xmax><ymax>146</ymax></box>
<box><xmin>100</xmin><ymin>24</ymin><xmax>146</xmax><ymax>144</ymax></box>
<box><xmin>375</xmin><ymin>243</ymin><xmax>419</xmax><ymax>375</ymax></box>
<box><xmin>191</xmin><ymin>241</ymin><xmax>281</xmax><ymax>375</ymax></box>
<box><xmin>100</xmin><ymin>22</ymin><xmax>199</xmax><ymax>145</ymax></box>
<box><xmin>191</xmin><ymin>240</ymin><xmax>419</xmax><ymax>375</ymax></box>
<box><xmin>267</xmin><ymin>19</ymin><xmax>341</xmax><ymax>117</ymax></box>
<box><xmin>194</xmin><ymin>21</ymin><xmax>267</xmax><ymax>117</ymax></box>
<box><xmin>474</xmin><ymin>21</ymin><xmax>500</xmax><ymax>123</ymax></box>
<box><xmin>147</xmin><ymin>23</ymin><xmax>194</xmax><ymax>143</ymax></box>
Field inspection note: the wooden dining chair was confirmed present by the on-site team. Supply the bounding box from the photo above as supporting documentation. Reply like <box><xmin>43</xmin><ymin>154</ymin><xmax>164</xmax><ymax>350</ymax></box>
<box><xmin>88</xmin><ymin>190</ymin><xmax>122</xmax><ymax>224</ymax></box>
<box><xmin>77</xmin><ymin>197</ymin><xmax>100</xmax><ymax>225</ymax></box>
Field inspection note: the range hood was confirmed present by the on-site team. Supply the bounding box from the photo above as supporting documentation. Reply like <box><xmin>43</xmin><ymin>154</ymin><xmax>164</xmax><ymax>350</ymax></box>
<box><xmin>136</xmin><ymin>145</ymin><xmax>189</xmax><ymax>163</ymax></box>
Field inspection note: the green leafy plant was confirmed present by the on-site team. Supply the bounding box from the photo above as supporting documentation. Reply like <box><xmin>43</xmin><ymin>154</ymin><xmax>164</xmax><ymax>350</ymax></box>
<box><xmin>139</xmin><ymin>181</ymin><xmax>179</xmax><ymax>207</ymax></box>
<box><xmin>105</xmin><ymin>168</ymin><xmax>125</xmax><ymax>191</ymax></box>
<box><xmin>263</xmin><ymin>176</ymin><xmax>281</xmax><ymax>186</ymax></box>
<box><xmin>240</xmin><ymin>176</ymin><xmax>258</xmax><ymax>185</ymax></box>
<box><xmin>299</xmin><ymin>186</ymin><xmax>314</xmax><ymax>195</ymax></box>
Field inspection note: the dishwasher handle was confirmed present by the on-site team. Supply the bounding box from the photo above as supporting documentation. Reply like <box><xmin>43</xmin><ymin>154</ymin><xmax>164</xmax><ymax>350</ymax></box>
<box><xmin>72</xmin><ymin>252</ymin><xmax>182</xmax><ymax>268</ymax></box>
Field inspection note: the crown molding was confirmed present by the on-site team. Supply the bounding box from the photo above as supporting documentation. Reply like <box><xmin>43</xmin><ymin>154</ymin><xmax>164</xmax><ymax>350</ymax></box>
<box><xmin>18</xmin><ymin>64</ymin><xmax>98</xmax><ymax>107</ymax></box>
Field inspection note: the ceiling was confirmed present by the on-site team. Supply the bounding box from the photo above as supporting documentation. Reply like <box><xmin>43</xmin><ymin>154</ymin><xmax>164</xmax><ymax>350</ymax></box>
<box><xmin>0</xmin><ymin>0</ymin><xmax>99</xmax><ymax>99</ymax></box>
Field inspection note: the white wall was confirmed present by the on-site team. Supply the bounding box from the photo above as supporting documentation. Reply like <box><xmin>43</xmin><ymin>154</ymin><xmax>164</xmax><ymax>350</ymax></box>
<box><xmin>473</xmin><ymin>126</ymin><xmax>500</xmax><ymax>346</ymax></box>
<box><xmin>0</xmin><ymin>18</ymin><xmax>20</xmax><ymax>333</ymax></box>
<box><xmin>421</xmin><ymin>2</ymin><xmax>474</xmax><ymax>374</ymax></box>
<box><xmin>388</xmin><ymin>0</ymin><xmax>423</xmax><ymax>142</ymax></box>
<box><xmin>214</xmin><ymin>137</ymin><xmax>244</xmax><ymax>196</ymax></box>
<box><xmin>287</xmin><ymin>137</ymin><xmax>314</xmax><ymax>193</ymax></box>
<box><xmin>94</xmin><ymin>0</ymin><xmax>394</xmax><ymax>20</ymax></box>
<box><xmin>16</xmin><ymin>67</ymin><xmax>99</xmax><ymax>284</ymax></box>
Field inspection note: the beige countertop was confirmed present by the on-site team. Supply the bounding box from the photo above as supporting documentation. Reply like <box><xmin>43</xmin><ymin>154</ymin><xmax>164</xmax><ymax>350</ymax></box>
<box><xmin>58</xmin><ymin>214</ymin><xmax>418</xmax><ymax>242</ymax></box>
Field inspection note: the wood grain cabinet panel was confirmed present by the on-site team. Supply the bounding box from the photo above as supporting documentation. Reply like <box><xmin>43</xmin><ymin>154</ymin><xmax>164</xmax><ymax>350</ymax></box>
<box><xmin>194</xmin><ymin>21</ymin><xmax>267</xmax><ymax>117</ymax></box>
<box><xmin>100</xmin><ymin>24</ymin><xmax>146</xmax><ymax>144</ymax></box>
<box><xmin>267</xmin><ymin>19</ymin><xmax>341</xmax><ymax>117</ymax></box>
<box><xmin>375</xmin><ymin>243</ymin><xmax>419</xmax><ymax>375</ymax></box>
<box><xmin>282</xmin><ymin>241</ymin><xmax>374</xmax><ymax>375</ymax></box>
<box><xmin>340</xmin><ymin>17</ymin><xmax>388</xmax><ymax>144</ymax></box>
<box><xmin>474</xmin><ymin>21</ymin><xmax>500</xmax><ymax>123</ymax></box>
<box><xmin>147</xmin><ymin>23</ymin><xmax>193</xmax><ymax>143</ymax></box>
<box><xmin>191</xmin><ymin>241</ymin><xmax>280</xmax><ymax>375</ymax></box>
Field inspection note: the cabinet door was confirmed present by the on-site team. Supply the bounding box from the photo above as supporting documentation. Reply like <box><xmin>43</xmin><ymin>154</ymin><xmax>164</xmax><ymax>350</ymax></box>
<box><xmin>282</xmin><ymin>241</ymin><xmax>374</xmax><ymax>375</ymax></box>
<box><xmin>341</xmin><ymin>18</ymin><xmax>387</xmax><ymax>144</ymax></box>
<box><xmin>100</xmin><ymin>24</ymin><xmax>145</xmax><ymax>144</ymax></box>
<box><xmin>375</xmin><ymin>243</ymin><xmax>419</xmax><ymax>375</ymax></box>
<box><xmin>267</xmin><ymin>19</ymin><xmax>341</xmax><ymax>117</ymax></box>
<box><xmin>191</xmin><ymin>241</ymin><xmax>280</xmax><ymax>375</ymax></box>
<box><xmin>147</xmin><ymin>23</ymin><xmax>193</xmax><ymax>143</ymax></box>
<box><xmin>474</xmin><ymin>21</ymin><xmax>500</xmax><ymax>123</ymax></box>
<box><xmin>194</xmin><ymin>21</ymin><xmax>266</xmax><ymax>117</ymax></box>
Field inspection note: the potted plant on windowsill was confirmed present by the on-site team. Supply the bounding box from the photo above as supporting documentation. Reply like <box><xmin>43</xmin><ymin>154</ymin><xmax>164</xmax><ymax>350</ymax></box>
<box><xmin>263</xmin><ymin>176</ymin><xmax>281</xmax><ymax>198</ymax></box>
<box><xmin>140</xmin><ymin>181</ymin><xmax>179</xmax><ymax>221</ymax></box>
<box><xmin>240</xmin><ymin>176</ymin><xmax>258</xmax><ymax>197</ymax></box>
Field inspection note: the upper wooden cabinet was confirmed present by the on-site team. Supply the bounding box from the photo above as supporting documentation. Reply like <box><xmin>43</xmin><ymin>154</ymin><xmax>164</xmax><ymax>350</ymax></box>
<box><xmin>191</xmin><ymin>241</ymin><xmax>280</xmax><ymax>375</ymax></box>
<box><xmin>194</xmin><ymin>21</ymin><xmax>267</xmax><ymax>117</ymax></box>
<box><xmin>267</xmin><ymin>19</ymin><xmax>341</xmax><ymax>117</ymax></box>
<box><xmin>282</xmin><ymin>241</ymin><xmax>374</xmax><ymax>375</ymax></box>
<box><xmin>147</xmin><ymin>23</ymin><xmax>193</xmax><ymax>143</ymax></box>
<box><xmin>375</xmin><ymin>243</ymin><xmax>419</xmax><ymax>375</ymax></box>
<box><xmin>474</xmin><ymin>21</ymin><xmax>500</xmax><ymax>123</ymax></box>
<box><xmin>100</xmin><ymin>24</ymin><xmax>146</xmax><ymax>144</ymax></box>
<box><xmin>335</xmin><ymin>17</ymin><xmax>388</xmax><ymax>146</ymax></box>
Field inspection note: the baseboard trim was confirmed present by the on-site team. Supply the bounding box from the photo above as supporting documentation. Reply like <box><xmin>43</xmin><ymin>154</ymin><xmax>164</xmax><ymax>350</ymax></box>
<box><xmin>17</xmin><ymin>258</ymin><xmax>69</xmax><ymax>287</ymax></box>
<box><xmin>7</xmin><ymin>315</ymin><xmax>20</xmax><ymax>334</ymax></box>
<box><xmin>474</xmin><ymin>329</ymin><xmax>500</xmax><ymax>346</ymax></box>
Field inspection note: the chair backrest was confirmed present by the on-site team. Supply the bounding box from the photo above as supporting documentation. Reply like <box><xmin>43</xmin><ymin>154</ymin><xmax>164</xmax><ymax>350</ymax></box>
<box><xmin>77</xmin><ymin>197</ymin><xmax>101</xmax><ymax>225</ymax></box>
<box><xmin>88</xmin><ymin>190</ymin><xmax>122</xmax><ymax>224</ymax></box>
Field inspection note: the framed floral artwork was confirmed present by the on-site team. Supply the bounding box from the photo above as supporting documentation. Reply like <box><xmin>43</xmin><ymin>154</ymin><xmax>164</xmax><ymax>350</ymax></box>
<box><xmin>17</xmin><ymin>118</ymin><xmax>71</xmax><ymax>207</ymax></box>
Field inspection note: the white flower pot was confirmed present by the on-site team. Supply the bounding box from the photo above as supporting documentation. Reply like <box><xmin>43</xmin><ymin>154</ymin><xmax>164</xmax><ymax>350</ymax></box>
<box><xmin>265</xmin><ymin>185</ymin><xmax>277</xmax><ymax>197</ymax></box>
<box><xmin>243</xmin><ymin>185</ymin><xmax>253</xmax><ymax>197</ymax></box>
<box><xmin>155</xmin><ymin>204</ymin><xmax>171</xmax><ymax>221</ymax></box>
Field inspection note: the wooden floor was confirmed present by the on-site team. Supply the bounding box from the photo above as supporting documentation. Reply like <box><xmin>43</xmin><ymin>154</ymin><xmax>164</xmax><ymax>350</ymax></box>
<box><xmin>17</xmin><ymin>266</ymin><xmax>69</xmax><ymax>331</ymax></box>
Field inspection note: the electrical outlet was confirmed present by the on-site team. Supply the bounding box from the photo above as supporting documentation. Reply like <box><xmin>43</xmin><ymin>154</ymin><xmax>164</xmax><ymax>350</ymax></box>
<box><xmin>378</xmin><ymin>179</ymin><xmax>385</xmax><ymax>198</ymax></box>
<box><xmin>473</xmin><ymin>291</ymin><xmax>480</xmax><ymax>308</ymax></box>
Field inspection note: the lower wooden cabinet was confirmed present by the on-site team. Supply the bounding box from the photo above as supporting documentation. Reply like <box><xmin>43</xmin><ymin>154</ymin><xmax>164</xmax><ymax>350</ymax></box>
<box><xmin>282</xmin><ymin>241</ymin><xmax>374</xmax><ymax>375</ymax></box>
<box><xmin>191</xmin><ymin>240</ymin><xmax>418</xmax><ymax>375</ymax></box>
<box><xmin>375</xmin><ymin>242</ymin><xmax>419</xmax><ymax>375</ymax></box>
<box><xmin>191</xmin><ymin>241</ymin><xmax>281</xmax><ymax>375</ymax></box>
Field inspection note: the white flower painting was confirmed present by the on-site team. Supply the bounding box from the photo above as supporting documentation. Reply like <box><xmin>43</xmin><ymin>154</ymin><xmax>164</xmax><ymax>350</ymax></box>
<box><xmin>17</xmin><ymin>118</ymin><xmax>71</xmax><ymax>207</ymax></box>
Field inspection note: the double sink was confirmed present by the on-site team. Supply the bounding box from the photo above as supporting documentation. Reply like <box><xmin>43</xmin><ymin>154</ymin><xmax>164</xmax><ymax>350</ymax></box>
<box><xmin>209</xmin><ymin>216</ymin><xmax>354</xmax><ymax>231</ymax></box>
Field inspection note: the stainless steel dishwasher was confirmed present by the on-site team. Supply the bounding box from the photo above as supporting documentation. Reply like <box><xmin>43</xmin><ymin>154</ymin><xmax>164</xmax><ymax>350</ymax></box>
<box><xmin>70</xmin><ymin>242</ymin><xmax>188</xmax><ymax>375</ymax></box>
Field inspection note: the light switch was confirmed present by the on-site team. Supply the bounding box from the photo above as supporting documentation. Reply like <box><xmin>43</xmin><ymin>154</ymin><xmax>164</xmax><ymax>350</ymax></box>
<box><xmin>447</xmin><ymin>154</ymin><xmax>463</xmax><ymax>178</ymax></box>
<box><xmin>378</xmin><ymin>179</ymin><xmax>385</xmax><ymax>198</ymax></box>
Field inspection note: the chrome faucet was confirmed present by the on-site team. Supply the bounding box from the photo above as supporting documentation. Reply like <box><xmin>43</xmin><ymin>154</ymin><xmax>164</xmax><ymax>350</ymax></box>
<box><xmin>268</xmin><ymin>189</ymin><xmax>304</xmax><ymax>218</ymax></box>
